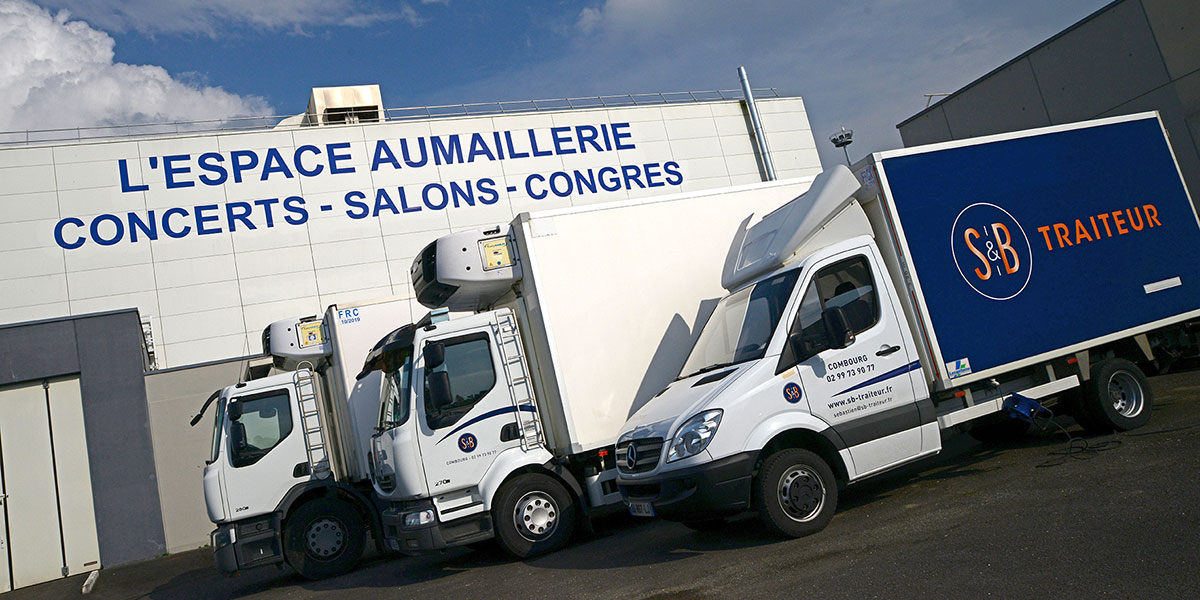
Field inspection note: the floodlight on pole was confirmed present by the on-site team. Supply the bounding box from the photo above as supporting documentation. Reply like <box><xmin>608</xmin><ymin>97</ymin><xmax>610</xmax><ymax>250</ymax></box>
<box><xmin>830</xmin><ymin>127</ymin><xmax>854</xmax><ymax>166</ymax></box>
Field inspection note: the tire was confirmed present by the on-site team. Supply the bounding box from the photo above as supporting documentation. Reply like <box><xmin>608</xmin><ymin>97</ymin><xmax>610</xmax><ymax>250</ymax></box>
<box><xmin>967</xmin><ymin>415</ymin><xmax>1032</xmax><ymax>443</ymax></box>
<box><xmin>492</xmin><ymin>473</ymin><xmax>577</xmax><ymax>559</ymax></box>
<box><xmin>1076</xmin><ymin>358</ymin><xmax>1153</xmax><ymax>433</ymax></box>
<box><xmin>680</xmin><ymin>518</ymin><xmax>728</xmax><ymax>532</ymax></box>
<box><xmin>282</xmin><ymin>497</ymin><xmax>366</xmax><ymax>580</ymax></box>
<box><xmin>753</xmin><ymin>448</ymin><xmax>837</xmax><ymax>538</ymax></box>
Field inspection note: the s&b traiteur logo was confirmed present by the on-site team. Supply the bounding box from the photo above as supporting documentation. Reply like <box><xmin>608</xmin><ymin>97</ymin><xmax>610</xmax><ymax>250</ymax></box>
<box><xmin>950</xmin><ymin>203</ymin><xmax>1033</xmax><ymax>301</ymax></box>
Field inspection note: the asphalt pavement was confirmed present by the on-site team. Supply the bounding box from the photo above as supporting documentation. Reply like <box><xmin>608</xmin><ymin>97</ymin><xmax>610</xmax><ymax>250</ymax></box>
<box><xmin>13</xmin><ymin>369</ymin><xmax>1200</xmax><ymax>599</ymax></box>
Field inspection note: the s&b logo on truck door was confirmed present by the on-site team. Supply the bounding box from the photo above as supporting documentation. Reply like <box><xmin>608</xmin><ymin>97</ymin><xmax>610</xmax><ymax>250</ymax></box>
<box><xmin>951</xmin><ymin>203</ymin><xmax>1033</xmax><ymax>301</ymax></box>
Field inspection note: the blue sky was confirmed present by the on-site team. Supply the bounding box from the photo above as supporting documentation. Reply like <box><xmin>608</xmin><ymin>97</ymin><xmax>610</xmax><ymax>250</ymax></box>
<box><xmin>6</xmin><ymin>0</ymin><xmax>1109</xmax><ymax>167</ymax></box>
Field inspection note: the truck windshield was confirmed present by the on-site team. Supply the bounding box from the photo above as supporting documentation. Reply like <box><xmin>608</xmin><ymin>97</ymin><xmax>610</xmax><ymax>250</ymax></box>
<box><xmin>679</xmin><ymin>269</ymin><xmax>801</xmax><ymax>379</ymax></box>
<box><xmin>378</xmin><ymin>349</ymin><xmax>413</xmax><ymax>431</ymax></box>
<box><xmin>208</xmin><ymin>396</ymin><xmax>225</xmax><ymax>465</ymax></box>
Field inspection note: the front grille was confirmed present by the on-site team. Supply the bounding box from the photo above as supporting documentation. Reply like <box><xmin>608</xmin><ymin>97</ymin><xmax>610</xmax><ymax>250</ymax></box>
<box><xmin>616</xmin><ymin>437</ymin><xmax>664</xmax><ymax>473</ymax></box>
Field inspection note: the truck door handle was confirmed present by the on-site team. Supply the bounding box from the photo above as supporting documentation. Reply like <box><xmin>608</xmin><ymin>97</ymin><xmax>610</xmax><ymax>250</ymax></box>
<box><xmin>876</xmin><ymin>345</ymin><xmax>901</xmax><ymax>356</ymax></box>
<box><xmin>500</xmin><ymin>422</ymin><xmax>520</xmax><ymax>442</ymax></box>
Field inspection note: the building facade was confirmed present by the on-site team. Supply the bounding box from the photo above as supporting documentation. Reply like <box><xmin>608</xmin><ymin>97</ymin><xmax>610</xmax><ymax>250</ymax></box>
<box><xmin>0</xmin><ymin>92</ymin><xmax>821</xmax><ymax>370</ymax></box>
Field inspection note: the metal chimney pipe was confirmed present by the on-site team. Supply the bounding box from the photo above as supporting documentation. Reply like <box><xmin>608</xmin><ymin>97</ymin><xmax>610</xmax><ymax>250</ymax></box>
<box><xmin>738</xmin><ymin>66</ymin><xmax>776</xmax><ymax>181</ymax></box>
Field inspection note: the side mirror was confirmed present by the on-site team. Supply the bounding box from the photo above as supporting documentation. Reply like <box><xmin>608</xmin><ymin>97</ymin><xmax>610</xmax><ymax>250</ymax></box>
<box><xmin>428</xmin><ymin>371</ymin><xmax>453</xmax><ymax>411</ymax></box>
<box><xmin>231</xmin><ymin>422</ymin><xmax>248</xmax><ymax>454</ymax></box>
<box><xmin>227</xmin><ymin>401</ymin><xmax>243</xmax><ymax>422</ymax></box>
<box><xmin>425</xmin><ymin>342</ymin><xmax>446</xmax><ymax>370</ymax></box>
<box><xmin>822</xmin><ymin>306</ymin><xmax>855</xmax><ymax>350</ymax></box>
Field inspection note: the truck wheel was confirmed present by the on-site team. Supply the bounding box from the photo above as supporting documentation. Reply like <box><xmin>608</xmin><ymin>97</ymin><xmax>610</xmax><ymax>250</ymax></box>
<box><xmin>283</xmin><ymin>497</ymin><xmax>366</xmax><ymax>580</ymax></box>
<box><xmin>493</xmin><ymin>473</ymin><xmax>576</xmax><ymax>559</ymax></box>
<box><xmin>753</xmin><ymin>448</ymin><xmax>837</xmax><ymax>538</ymax></box>
<box><xmin>1076</xmin><ymin>358</ymin><xmax>1153</xmax><ymax>433</ymax></box>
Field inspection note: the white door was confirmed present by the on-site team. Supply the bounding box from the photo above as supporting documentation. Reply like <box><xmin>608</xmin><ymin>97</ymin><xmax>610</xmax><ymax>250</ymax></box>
<box><xmin>0</xmin><ymin>380</ymin><xmax>65</xmax><ymax>590</ymax></box>
<box><xmin>45</xmin><ymin>379</ymin><xmax>101</xmax><ymax>578</ymax></box>
<box><xmin>0</xmin><ymin>377</ymin><xmax>101</xmax><ymax>593</ymax></box>
<box><xmin>789</xmin><ymin>250</ymin><xmax>923</xmax><ymax>476</ymax></box>
<box><xmin>221</xmin><ymin>385</ymin><xmax>309</xmax><ymax>519</ymax></box>
<box><xmin>416</xmin><ymin>327</ymin><xmax>522</xmax><ymax>504</ymax></box>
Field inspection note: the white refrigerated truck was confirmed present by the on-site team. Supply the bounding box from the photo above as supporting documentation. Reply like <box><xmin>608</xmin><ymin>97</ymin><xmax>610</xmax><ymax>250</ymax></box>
<box><xmin>364</xmin><ymin>177</ymin><xmax>815</xmax><ymax>558</ymax></box>
<box><xmin>615</xmin><ymin>112</ymin><xmax>1200</xmax><ymax>536</ymax></box>
<box><xmin>195</xmin><ymin>297</ymin><xmax>412</xmax><ymax>578</ymax></box>
<box><xmin>196</xmin><ymin>176</ymin><xmax>816</xmax><ymax>576</ymax></box>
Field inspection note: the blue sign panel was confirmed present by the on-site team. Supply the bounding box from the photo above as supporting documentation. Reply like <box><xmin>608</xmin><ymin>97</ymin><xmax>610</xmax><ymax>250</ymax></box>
<box><xmin>881</xmin><ymin>116</ymin><xmax>1200</xmax><ymax>377</ymax></box>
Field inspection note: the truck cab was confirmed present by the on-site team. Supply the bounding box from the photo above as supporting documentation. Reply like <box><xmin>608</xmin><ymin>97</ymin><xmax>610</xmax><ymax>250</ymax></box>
<box><xmin>364</xmin><ymin>308</ymin><xmax>561</xmax><ymax>555</ymax></box>
<box><xmin>617</xmin><ymin>166</ymin><xmax>938</xmax><ymax>532</ymax></box>
<box><xmin>199</xmin><ymin>299</ymin><xmax>410</xmax><ymax>579</ymax></box>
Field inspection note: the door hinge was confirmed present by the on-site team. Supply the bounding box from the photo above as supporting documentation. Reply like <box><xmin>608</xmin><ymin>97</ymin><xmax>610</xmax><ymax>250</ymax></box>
<box><xmin>62</xmin><ymin>566</ymin><xmax>69</xmax><ymax>576</ymax></box>
<box><xmin>43</xmin><ymin>379</ymin><xmax>50</xmax><ymax>390</ymax></box>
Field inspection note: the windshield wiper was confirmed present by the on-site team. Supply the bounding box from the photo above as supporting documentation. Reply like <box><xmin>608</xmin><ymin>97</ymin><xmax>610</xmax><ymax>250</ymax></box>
<box><xmin>677</xmin><ymin>361</ymin><xmax>740</xmax><ymax>381</ymax></box>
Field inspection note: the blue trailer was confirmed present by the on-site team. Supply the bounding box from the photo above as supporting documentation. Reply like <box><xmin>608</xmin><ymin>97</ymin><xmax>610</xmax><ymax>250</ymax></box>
<box><xmin>856</xmin><ymin>111</ymin><xmax>1200</xmax><ymax>432</ymax></box>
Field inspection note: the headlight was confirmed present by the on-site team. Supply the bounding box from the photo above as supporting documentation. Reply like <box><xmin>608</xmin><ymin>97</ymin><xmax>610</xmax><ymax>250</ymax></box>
<box><xmin>403</xmin><ymin>509</ymin><xmax>435</xmax><ymax>528</ymax></box>
<box><xmin>666</xmin><ymin>409</ymin><xmax>723</xmax><ymax>463</ymax></box>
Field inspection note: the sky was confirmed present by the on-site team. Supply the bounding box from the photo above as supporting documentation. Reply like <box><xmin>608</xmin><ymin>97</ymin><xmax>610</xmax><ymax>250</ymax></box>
<box><xmin>3</xmin><ymin>0</ymin><xmax>1110</xmax><ymax>167</ymax></box>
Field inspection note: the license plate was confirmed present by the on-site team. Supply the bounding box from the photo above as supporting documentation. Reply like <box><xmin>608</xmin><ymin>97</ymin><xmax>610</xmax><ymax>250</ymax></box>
<box><xmin>628</xmin><ymin>500</ymin><xmax>655</xmax><ymax>517</ymax></box>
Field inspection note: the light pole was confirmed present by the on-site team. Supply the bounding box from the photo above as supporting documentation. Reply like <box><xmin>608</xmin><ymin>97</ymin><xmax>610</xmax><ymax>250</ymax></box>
<box><xmin>830</xmin><ymin>127</ymin><xmax>853</xmax><ymax>166</ymax></box>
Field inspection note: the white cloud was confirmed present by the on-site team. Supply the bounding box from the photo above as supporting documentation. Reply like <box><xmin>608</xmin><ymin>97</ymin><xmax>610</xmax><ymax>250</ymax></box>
<box><xmin>0</xmin><ymin>0</ymin><xmax>272</xmax><ymax>133</ymax></box>
<box><xmin>34</xmin><ymin>0</ymin><xmax>424</xmax><ymax>36</ymax></box>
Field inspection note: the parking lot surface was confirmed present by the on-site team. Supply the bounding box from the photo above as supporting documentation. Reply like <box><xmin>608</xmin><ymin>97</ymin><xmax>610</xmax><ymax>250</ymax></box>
<box><xmin>13</xmin><ymin>370</ymin><xmax>1200</xmax><ymax>600</ymax></box>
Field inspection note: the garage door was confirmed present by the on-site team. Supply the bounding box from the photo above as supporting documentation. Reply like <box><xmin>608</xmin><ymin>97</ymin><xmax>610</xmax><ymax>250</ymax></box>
<box><xmin>0</xmin><ymin>377</ymin><xmax>100</xmax><ymax>593</ymax></box>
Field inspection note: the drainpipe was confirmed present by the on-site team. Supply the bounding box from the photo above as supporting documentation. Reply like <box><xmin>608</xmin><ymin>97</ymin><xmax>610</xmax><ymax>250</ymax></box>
<box><xmin>738</xmin><ymin>66</ymin><xmax>776</xmax><ymax>181</ymax></box>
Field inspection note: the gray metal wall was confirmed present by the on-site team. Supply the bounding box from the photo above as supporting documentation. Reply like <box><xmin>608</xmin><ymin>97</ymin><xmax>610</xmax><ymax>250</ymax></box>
<box><xmin>145</xmin><ymin>357</ymin><xmax>260</xmax><ymax>553</ymax></box>
<box><xmin>898</xmin><ymin>0</ymin><xmax>1200</xmax><ymax>201</ymax></box>
<box><xmin>0</xmin><ymin>310</ymin><xmax>166</xmax><ymax>567</ymax></box>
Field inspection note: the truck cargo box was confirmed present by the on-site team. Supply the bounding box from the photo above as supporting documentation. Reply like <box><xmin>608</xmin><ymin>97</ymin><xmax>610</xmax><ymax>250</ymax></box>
<box><xmin>509</xmin><ymin>179</ymin><xmax>816</xmax><ymax>454</ymax></box>
<box><xmin>858</xmin><ymin>112</ymin><xmax>1200</xmax><ymax>389</ymax></box>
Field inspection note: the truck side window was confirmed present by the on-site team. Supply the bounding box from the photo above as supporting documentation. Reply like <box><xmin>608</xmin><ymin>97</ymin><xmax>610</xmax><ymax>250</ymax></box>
<box><xmin>790</xmin><ymin>255</ymin><xmax>881</xmax><ymax>360</ymax></box>
<box><xmin>379</xmin><ymin>358</ymin><xmax>411</xmax><ymax>430</ymax></box>
<box><xmin>814</xmin><ymin>256</ymin><xmax>879</xmax><ymax>335</ymax></box>
<box><xmin>424</xmin><ymin>333</ymin><xmax>497</xmax><ymax>430</ymax></box>
<box><xmin>229</xmin><ymin>390</ymin><xmax>293</xmax><ymax>468</ymax></box>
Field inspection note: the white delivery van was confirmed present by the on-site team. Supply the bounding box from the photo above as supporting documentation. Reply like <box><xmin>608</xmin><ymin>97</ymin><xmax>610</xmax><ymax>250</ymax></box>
<box><xmin>615</xmin><ymin>113</ymin><xmax>1200</xmax><ymax>536</ymax></box>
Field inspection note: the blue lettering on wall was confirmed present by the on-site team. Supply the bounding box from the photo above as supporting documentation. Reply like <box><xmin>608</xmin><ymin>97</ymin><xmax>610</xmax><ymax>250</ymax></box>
<box><xmin>53</xmin><ymin>122</ymin><xmax>702</xmax><ymax>249</ymax></box>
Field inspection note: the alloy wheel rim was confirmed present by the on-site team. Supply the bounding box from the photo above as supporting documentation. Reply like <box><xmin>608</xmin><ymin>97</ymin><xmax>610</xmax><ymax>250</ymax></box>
<box><xmin>514</xmin><ymin>491</ymin><xmax>559</xmax><ymax>542</ymax></box>
<box><xmin>1108</xmin><ymin>370</ymin><xmax>1145</xmax><ymax>418</ymax></box>
<box><xmin>778</xmin><ymin>465</ymin><xmax>825</xmax><ymax>523</ymax></box>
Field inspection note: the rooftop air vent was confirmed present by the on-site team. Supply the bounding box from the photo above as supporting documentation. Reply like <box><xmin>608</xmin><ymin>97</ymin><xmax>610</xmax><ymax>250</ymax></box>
<box><xmin>298</xmin><ymin>85</ymin><xmax>384</xmax><ymax>127</ymax></box>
